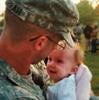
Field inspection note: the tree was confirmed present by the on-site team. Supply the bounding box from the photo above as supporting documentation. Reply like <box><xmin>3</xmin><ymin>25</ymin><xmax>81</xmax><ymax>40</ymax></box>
<box><xmin>94</xmin><ymin>4</ymin><xmax>99</xmax><ymax>22</ymax></box>
<box><xmin>77</xmin><ymin>0</ymin><xmax>96</xmax><ymax>24</ymax></box>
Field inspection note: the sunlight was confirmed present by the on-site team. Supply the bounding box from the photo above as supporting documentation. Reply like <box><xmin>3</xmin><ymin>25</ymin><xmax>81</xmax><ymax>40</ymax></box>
<box><xmin>0</xmin><ymin>0</ymin><xmax>6</xmax><ymax>15</ymax></box>
<box><xmin>90</xmin><ymin>0</ymin><xmax>99</xmax><ymax>9</ymax></box>
<box><xmin>71</xmin><ymin>0</ymin><xmax>80</xmax><ymax>4</ymax></box>
<box><xmin>71</xmin><ymin>0</ymin><xmax>99</xmax><ymax>9</ymax></box>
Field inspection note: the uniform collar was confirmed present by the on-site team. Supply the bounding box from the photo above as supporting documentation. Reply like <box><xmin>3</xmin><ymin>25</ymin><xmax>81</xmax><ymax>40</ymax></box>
<box><xmin>0</xmin><ymin>59</ymin><xmax>37</xmax><ymax>90</ymax></box>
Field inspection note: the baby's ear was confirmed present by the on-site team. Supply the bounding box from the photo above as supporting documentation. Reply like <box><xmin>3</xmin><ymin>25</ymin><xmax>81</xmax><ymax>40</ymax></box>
<box><xmin>71</xmin><ymin>66</ymin><xmax>78</xmax><ymax>74</ymax></box>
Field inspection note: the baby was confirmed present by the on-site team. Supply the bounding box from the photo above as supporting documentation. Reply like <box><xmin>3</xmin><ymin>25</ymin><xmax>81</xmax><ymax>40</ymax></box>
<box><xmin>46</xmin><ymin>43</ymin><xmax>78</xmax><ymax>100</ymax></box>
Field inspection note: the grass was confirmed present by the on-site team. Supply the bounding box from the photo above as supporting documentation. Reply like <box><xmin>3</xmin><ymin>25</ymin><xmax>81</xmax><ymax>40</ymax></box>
<box><xmin>85</xmin><ymin>52</ymin><xmax>99</xmax><ymax>95</ymax></box>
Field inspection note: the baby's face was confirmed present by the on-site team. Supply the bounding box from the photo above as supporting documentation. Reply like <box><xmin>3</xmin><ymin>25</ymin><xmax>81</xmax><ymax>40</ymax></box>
<box><xmin>47</xmin><ymin>47</ymin><xmax>76</xmax><ymax>82</ymax></box>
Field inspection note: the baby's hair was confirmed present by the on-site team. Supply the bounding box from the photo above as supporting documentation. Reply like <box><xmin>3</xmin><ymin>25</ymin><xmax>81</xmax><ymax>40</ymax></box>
<box><xmin>74</xmin><ymin>44</ymin><xmax>85</xmax><ymax>65</ymax></box>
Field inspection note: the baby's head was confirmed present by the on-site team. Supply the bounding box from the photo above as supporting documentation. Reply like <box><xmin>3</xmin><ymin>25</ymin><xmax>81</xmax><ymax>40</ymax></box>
<box><xmin>74</xmin><ymin>44</ymin><xmax>85</xmax><ymax>65</ymax></box>
<box><xmin>47</xmin><ymin>43</ymin><xmax>78</xmax><ymax>82</ymax></box>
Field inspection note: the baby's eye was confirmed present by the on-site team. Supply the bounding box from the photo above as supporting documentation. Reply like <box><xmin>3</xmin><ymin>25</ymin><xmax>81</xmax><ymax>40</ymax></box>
<box><xmin>56</xmin><ymin>59</ymin><xmax>63</xmax><ymax>63</ymax></box>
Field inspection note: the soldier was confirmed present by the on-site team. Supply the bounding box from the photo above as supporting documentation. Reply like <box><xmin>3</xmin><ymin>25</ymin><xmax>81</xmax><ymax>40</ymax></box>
<box><xmin>0</xmin><ymin>0</ymin><xmax>79</xmax><ymax>99</ymax></box>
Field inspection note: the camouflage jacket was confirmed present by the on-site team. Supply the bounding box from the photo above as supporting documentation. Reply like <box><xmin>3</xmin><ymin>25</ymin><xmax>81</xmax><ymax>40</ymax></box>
<box><xmin>0</xmin><ymin>59</ymin><xmax>45</xmax><ymax>100</ymax></box>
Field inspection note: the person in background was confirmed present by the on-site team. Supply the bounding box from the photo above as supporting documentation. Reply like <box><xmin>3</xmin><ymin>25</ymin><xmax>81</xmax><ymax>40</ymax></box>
<box><xmin>91</xmin><ymin>24</ymin><xmax>99</xmax><ymax>53</ymax></box>
<box><xmin>0</xmin><ymin>0</ymin><xmax>79</xmax><ymax>99</ymax></box>
<box><xmin>83</xmin><ymin>24</ymin><xmax>93</xmax><ymax>52</ymax></box>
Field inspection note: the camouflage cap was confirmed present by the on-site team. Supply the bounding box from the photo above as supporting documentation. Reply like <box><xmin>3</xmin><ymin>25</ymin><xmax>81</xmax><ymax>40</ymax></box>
<box><xmin>6</xmin><ymin>0</ymin><xmax>79</xmax><ymax>47</ymax></box>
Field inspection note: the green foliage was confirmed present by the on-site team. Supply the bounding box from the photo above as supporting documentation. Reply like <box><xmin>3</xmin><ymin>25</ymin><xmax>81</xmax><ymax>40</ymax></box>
<box><xmin>0</xmin><ymin>19</ymin><xmax>4</xmax><ymax>27</ymax></box>
<box><xmin>94</xmin><ymin>5</ymin><xmax>99</xmax><ymax>22</ymax></box>
<box><xmin>77</xmin><ymin>0</ymin><xmax>99</xmax><ymax>24</ymax></box>
<box><xmin>85</xmin><ymin>52</ymin><xmax>99</xmax><ymax>95</ymax></box>
<box><xmin>0</xmin><ymin>14</ymin><xmax>4</xmax><ymax>27</ymax></box>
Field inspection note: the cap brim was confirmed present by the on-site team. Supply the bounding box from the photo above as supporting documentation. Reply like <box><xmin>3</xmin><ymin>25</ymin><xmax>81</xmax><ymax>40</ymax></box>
<box><xmin>61</xmin><ymin>32</ymin><xmax>75</xmax><ymax>48</ymax></box>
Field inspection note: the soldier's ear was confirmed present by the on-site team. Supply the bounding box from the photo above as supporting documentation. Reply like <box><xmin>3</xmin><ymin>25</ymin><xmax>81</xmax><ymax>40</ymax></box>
<box><xmin>35</xmin><ymin>36</ymin><xmax>48</xmax><ymax>51</ymax></box>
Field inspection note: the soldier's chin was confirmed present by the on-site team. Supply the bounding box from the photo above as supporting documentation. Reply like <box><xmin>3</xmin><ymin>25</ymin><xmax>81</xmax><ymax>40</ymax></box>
<box><xmin>31</xmin><ymin>60</ymin><xmax>38</xmax><ymax>64</ymax></box>
<box><xmin>31</xmin><ymin>58</ymin><xmax>43</xmax><ymax>64</ymax></box>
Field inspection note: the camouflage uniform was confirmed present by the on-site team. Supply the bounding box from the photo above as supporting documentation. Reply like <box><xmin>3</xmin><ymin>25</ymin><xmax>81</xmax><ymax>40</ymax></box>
<box><xmin>0</xmin><ymin>59</ymin><xmax>45</xmax><ymax>100</ymax></box>
<box><xmin>6</xmin><ymin>0</ymin><xmax>79</xmax><ymax>47</ymax></box>
<box><xmin>0</xmin><ymin>0</ymin><xmax>79</xmax><ymax>99</ymax></box>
